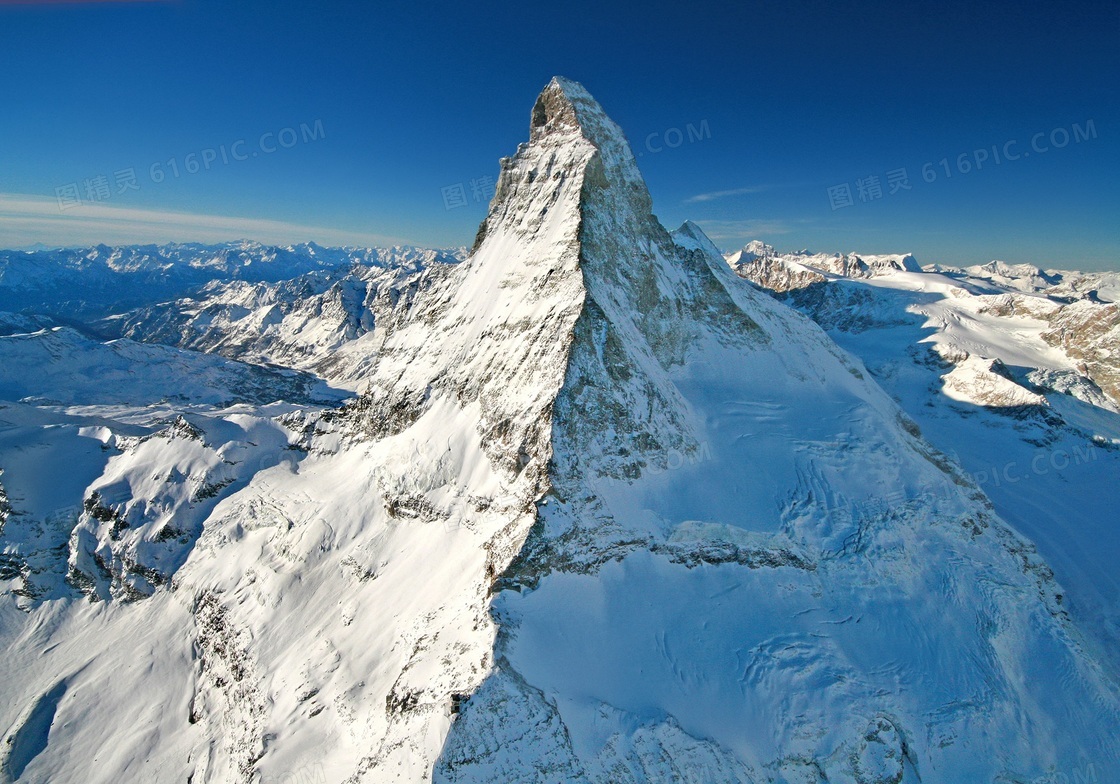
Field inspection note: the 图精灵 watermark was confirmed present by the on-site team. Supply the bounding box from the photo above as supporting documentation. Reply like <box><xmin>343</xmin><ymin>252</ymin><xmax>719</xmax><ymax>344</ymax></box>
<box><xmin>440</xmin><ymin>176</ymin><xmax>497</xmax><ymax>210</ymax></box>
<box><xmin>54</xmin><ymin>120</ymin><xmax>327</xmax><ymax>212</ymax></box>
<box><xmin>826</xmin><ymin>119</ymin><xmax>1097</xmax><ymax>211</ymax></box>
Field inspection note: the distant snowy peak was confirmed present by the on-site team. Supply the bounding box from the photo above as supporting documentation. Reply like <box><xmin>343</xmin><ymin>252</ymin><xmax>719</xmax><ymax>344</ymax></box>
<box><xmin>835</xmin><ymin>251</ymin><xmax>921</xmax><ymax>276</ymax></box>
<box><xmin>730</xmin><ymin>239</ymin><xmax>1120</xmax><ymax>408</ymax></box>
<box><xmin>726</xmin><ymin>242</ymin><xmax>920</xmax><ymax>294</ymax></box>
<box><xmin>725</xmin><ymin>239</ymin><xmax>777</xmax><ymax>266</ymax></box>
<box><xmin>728</xmin><ymin>253</ymin><xmax>826</xmax><ymax>294</ymax></box>
<box><xmin>73</xmin><ymin>240</ymin><xmax>461</xmax><ymax>274</ymax></box>
<box><xmin>971</xmin><ymin>259</ymin><xmax>1055</xmax><ymax>280</ymax></box>
<box><xmin>924</xmin><ymin>259</ymin><xmax>1120</xmax><ymax>303</ymax></box>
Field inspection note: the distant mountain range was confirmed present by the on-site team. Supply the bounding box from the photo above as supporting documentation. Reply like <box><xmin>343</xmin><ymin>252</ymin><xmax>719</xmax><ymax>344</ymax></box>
<box><xmin>1</xmin><ymin>78</ymin><xmax>1117</xmax><ymax>783</ymax></box>
<box><xmin>0</xmin><ymin>241</ymin><xmax>465</xmax><ymax>321</ymax></box>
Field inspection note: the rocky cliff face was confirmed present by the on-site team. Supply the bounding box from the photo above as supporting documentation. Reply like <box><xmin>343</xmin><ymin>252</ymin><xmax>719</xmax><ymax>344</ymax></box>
<box><xmin>1</xmin><ymin>78</ymin><xmax>1118</xmax><ymax>784</ymax></box>
<box><xmin>977</xmin><ymin>292</ymin><xmax>1120</xmax><ymax>409</ymax></box>
<box><xmin>431</xmin><ymin>79</ymin><xmax>1120</xmax><ymax>783</ymax></box>
<box><xmin>1039</xmin><ymin>299</ymin><xmax>1120</xmax><ymax>404</ymax></box>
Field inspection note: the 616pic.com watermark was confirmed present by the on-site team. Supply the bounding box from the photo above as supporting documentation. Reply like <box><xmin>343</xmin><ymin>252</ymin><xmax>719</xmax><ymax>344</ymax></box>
<box><xmin>964</xmin><ymin>442</ymin><xmax>1101</xmax><ymax>490</ymax></box>
<box><xmin>826</xmin><ymin>119</ymin><xmax>1097</xmax><ymax>211</ymax></box>
<box><xmin>53</xmin><ymin>120</ymin><xmax>326</xmax><ymax>212</ymax></box>
<box><xmin>440</xmin><ymin>119</ymin><xmax>711</xmax><ymax>210</ymax></box>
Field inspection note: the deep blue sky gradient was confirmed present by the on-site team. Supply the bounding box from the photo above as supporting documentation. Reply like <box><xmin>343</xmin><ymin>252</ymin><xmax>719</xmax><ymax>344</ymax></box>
<box><xmin>1</xmin><ymin>0</ymin><xmax>1117</xmax><ymax>268</ymax></box>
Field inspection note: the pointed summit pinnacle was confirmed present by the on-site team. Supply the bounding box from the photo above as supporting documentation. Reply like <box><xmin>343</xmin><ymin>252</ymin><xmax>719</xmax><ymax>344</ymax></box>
<box><xmin>527</xmin><ymin>78</ymin><xmax>638</xmax><ymax>171</ymax></box>
<box><xmin>529</xmin><ymin>77</ymin><xmax>597</xmax><ymax>141</ymax></box>
<box><xmin>472</xmin><ymin>77</ymin><xmax>652</xmax><ymax>252</ymax></box>
<box><xmin>526</xmin><ymin>78</ymin><xmax>640</xmax><ymax>186</ymax></box>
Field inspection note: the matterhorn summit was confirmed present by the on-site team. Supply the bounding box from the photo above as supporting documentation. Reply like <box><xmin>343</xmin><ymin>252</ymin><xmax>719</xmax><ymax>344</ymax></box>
<box><xmin>0</xmin><ymin>77</ymin><xmax>1117</xmax><ymax>784</ymax></box>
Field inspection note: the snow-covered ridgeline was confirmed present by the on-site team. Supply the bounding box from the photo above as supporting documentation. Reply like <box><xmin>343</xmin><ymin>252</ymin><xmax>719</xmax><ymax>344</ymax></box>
<box><xmin>0</xmin><ymin>78</ymin><xmax>1117</xmax><ymax>784</ymax></box>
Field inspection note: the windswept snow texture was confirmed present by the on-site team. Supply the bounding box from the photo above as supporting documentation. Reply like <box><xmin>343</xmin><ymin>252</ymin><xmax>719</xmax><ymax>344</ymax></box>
<box><xmin>0</xmin><ymin>77</ymin><xmax>1117</xmax><ymax>784</ymax></box>
<box><xmin>731</xmin><ymin>242</ymin><xmax>1120</xmax><ymax>684</ymax></box>
<box><xmin>432</xmin><ymin>77</ymin><xmax>1120</xmax><ymax>784</ymax></box>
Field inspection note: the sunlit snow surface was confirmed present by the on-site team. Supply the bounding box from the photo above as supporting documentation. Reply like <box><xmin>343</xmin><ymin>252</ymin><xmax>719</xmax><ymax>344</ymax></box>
<box><xmin>729</xmin><ymin>250</ymin><xmax>1120</xmax><ymax>691</ymax></box>
<box><xmin>0</xmin><ymin>78</ymin><xmax>1117</xmax><ymax>783</ymax></box>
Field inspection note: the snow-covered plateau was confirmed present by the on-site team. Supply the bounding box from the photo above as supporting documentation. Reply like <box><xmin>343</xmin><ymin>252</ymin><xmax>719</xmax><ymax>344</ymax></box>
<box><xmin>1</xmin><ymin>78</ymin><xmax>1117</xmax><ymax>783</ymax></box>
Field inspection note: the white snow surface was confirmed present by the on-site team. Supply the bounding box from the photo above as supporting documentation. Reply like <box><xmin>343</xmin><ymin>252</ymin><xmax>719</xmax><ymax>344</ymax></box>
<box><xmin>0</xmin><ymin>78</ymin><xmax>1117</xmax><ymax>784</ymax></box>
<box><xmin>729</xmin><ymin>238</ymin><xmax>1120</xmax><ymax>701</ymax></box>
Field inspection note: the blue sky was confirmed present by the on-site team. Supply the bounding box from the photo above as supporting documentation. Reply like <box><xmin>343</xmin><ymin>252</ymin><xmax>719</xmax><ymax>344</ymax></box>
<box><xmin>1</xmin><ymin>0</ymin><xmax>1117</xmax><ymax>269</ymax></box>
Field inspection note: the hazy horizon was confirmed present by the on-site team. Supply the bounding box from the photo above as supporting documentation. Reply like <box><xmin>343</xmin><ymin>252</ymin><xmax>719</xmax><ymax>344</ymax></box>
<box><xmin>2</xmin><ymin>0</ymin><xmax>1117</xmax><ymax>271</ymax></box>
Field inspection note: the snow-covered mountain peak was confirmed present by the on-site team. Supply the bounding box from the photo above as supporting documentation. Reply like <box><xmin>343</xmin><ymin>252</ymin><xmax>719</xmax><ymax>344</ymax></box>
<box><xmin>529</xmin><ymin>76</ymin><xmax>589</xmax><ymax>140</ymax></box>
<box><xmin>514</xmin><ymin>76</ymin><xmax>650</xmax><ymax>215</ymax></box>
<box><xmin>529</xmin><ymin>76</ymin><xmax>630</xmax><ymax>159</ymax></box>
<box><xmin>974</xmin><ymin>259</ymin><xmax>1050</xmax><ymax>279</ymax></box>
<box><xmin>670</xmin><ymin>220</ymin><xmax>725</xmax><ymax>260</ymax></box>
<box><xmin>3</xmin><ymin>79</ymin><xmax>1120</xmax><ymax>784</ymax></box>
<box><xmin>435</xmin><ymin>83</ymin><xmax>1120</xmax><ymax>782</ymax></box>
<box><xmin>742</xmin><ymin>239</ymin><xmax>776</xmax><ymax>257</ymax></box>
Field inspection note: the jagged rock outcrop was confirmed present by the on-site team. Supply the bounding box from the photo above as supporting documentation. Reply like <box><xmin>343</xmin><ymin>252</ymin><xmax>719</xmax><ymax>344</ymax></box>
<box><xmin>431</xmin><ymin>78</ymin><xmax>1120</xmax><ymax>783</ymax></box>
<box><xmin>1</xmin><ymin>77</ymin><xmax>1118</xmax><ymax>784</ymax></box>
<box><xmin>1040</xmin><ymin>299</ymin><xmax>1120</xmax><ymax>405</ymax></box>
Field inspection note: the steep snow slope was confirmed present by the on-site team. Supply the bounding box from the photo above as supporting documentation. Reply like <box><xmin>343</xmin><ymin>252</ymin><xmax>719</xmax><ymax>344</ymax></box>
<box><xmin>0</xmin><ymin>80</ymin><xmax>603</xmax><ymax>783</ymax></box>
<box><xmin>731</xmin><ymin>244</ymin><xmax>1120</xmax><ymax>688</ymax></box>
<box><xmin>1</xmin><ymin>78</ymin><xmax>1117</xmax><ymax>784</ymax></box>
<box><xmin>430</xmin><ymin>78</ymin><xmax>1120</xmax><ymax>784</ymax></box>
